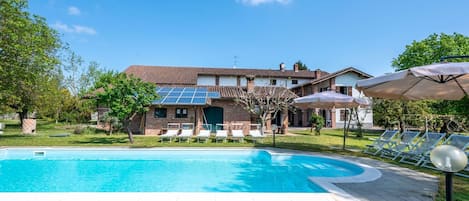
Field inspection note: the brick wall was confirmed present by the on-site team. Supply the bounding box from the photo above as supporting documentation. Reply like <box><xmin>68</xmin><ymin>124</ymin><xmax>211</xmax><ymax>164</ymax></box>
<box><xmin>144</xmin><ymin>106</ymin><xmax>197</xmax><ymax>135</ymax></box>
<box><xmin>211</xmin><ymin>99</ymin><xmax>251</xmax><ymax>135</ymax></box>
<box><xmin>144</xmin><ymin>100</ymin><xmax>252</xmax><ymax>135</ymax></box>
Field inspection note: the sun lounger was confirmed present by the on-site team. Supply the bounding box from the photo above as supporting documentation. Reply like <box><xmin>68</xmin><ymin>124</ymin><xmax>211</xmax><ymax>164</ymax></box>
<box><xmin>380</xmin><ymin>131</ymin><xmax>420</xmax><ymax>160</ymax></box>
<box><xmin>196</xmin><ymin>124</ymin><xmax>212</xmax><ymax>143</ymax></box>
<box><xmin>177</xmin><ymin>123</ymin><xmax>194</xmax><ymax>142</ymax></box>
<box><xmin>249</xmin><ymin>124</ymin><xmax>264</xmax><ymax>143</ymax></box>
<box><xmin>230</xmin><ymin>123</ymin><xmax>245</xmax><ymax>143</ymax></box>
<box><xmin>215</xmin><ymin>124</ymin><xmax>228</xmax><ymax>143</ymax></box>
<box><xmin>363</xmin><ymin>130</ymin><xmax>399</xmax><ymax>155</ymax></box>
<box><xmin>420</xmin><ymin>134</ymin><xmax>469</xmax><ymax>176</ymax></box>
<box><xmin>160</xmin><ymin>123</ymin><xmax>180</xmax><ymax>142</ymax></box>
<box><xmin>399</xmin><ymin>132</ymin><xmax>446</xmax><ymax>166</ymax></box>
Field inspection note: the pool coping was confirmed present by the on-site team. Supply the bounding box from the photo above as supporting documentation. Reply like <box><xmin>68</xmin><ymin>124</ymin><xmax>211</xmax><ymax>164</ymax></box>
<box><xmin>0</xmin><ymin>147</ymin><xmax>382</xmax><ymax>201</ymax></box>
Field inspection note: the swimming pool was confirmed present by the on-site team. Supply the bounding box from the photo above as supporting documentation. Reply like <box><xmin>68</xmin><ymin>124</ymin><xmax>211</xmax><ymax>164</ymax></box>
<box><xmin>0</xmin><ymin>148</ymin><xmax>365</xmax><ymax>193</ymax></box>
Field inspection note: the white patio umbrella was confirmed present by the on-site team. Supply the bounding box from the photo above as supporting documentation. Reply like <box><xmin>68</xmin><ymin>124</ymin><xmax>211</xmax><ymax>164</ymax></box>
<box><xmin>293</xmin><ymin>91</ymin><xmax>369</xmax><ymax>150</ymax></box>
<box><xmin>356</xmin><ymin>61</ymin><xmax>469</xmax><ymax>201</ymax></box>
<box><xmin>356</xmin><ymin>62</ymin><xmax>469</xmax><ymax>100</ymax></box>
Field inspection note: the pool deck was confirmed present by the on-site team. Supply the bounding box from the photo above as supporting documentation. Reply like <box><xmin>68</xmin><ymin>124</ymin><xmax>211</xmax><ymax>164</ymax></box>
<box><xmin>269</xmin><ymin>148</ymin><xmax>439</xmax><ymax>201</ymax></box>
<box><xmin>335</xmin><ymin>157</ymin><xmax>438</xmax><ymax>201</ymax></box>
<box><xmin>0</xmin><ymin>147</ymin><xmax>440</xmax><ymax>201</ymax></box>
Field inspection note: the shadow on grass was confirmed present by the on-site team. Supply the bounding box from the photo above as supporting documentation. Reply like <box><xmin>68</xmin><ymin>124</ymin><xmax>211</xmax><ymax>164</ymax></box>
<box><xmin>71</xmin><ymin>137</ymin><xmax>129</xmax><ymax>144</ymax></box>
<box><xmin>0</xmin><ymin>134</ymin><xmax>34</xmax><ymax>138</ymax></box>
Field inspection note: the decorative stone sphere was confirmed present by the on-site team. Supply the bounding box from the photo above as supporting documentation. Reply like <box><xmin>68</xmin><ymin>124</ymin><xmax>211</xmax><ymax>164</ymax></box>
<box><xmin>430</xmin><ymin>145</ymin><xmax>468</xmax><ymax>173</ymax></box>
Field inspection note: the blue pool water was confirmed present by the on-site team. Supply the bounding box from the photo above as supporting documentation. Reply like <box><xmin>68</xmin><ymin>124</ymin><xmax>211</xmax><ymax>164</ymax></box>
<box><xmin>0</xmin><ymin>149</ymin><xmax>364</xmax><ymax>192</ymax></box>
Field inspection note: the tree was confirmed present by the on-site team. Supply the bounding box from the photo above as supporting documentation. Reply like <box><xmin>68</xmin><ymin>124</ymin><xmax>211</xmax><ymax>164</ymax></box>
<box><xmin>94</xmin><ymin>72</ymin><xmax>158</xmax><ymax>143</ymax></box>
<box><xmin>62</xmin><ymin>48</ymin><xmax>104</xmax><ymax>96</ymax></box>
<box><xmin>373</xmin><ymin>99</ymin><xmax>429</xmax><ymax>132</ymax></box>
<box><xmin>0</xmin><ymin>0</ymin><xmax>61</xmax><ymax>125</ymax></box>
<box><xmin>295</xmin><ymin>60</ymin><xmax>308</xmax><ymax>70</ymax></box>
<box><xmin>235</xmin><ymin>86</ymin><xmax>296</xmax><ymax>146</ymax></box>
<box><xmin>375</xmin><ymin>32</ymin><xmax>469</xmax><ymax>132</ymax></box>
<box><xmin>392</xmin><ymin>33</ymin><xmax>469</xmax><ymax>71</ymax></box>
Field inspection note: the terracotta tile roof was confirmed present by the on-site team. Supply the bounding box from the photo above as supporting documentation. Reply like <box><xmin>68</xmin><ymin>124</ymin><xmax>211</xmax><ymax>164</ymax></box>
<box><xmin>207</xmin><ymin>86</ymin><xmax>298</xmax><ymax>99</ymax></box>
<box><xmin>291</xmin><ymin>67</ymin><xmax>373</xmax><ymax>89</ymax></box>
<box><xmin>124</xmin><ymin>65</ymin><xmax>326</xmax><ymax>85</ymax></box>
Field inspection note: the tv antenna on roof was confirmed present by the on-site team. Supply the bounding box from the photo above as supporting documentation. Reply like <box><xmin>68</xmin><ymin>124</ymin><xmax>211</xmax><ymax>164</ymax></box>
<box><xmin>233</xmin><ymin>56</ymin><xmax>238</xmax><ymax>69</ymax></box>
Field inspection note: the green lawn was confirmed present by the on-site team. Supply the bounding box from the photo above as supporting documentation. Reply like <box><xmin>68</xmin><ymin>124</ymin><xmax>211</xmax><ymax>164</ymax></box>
<box><xmin>0</xmin><ymin>120</ymin><xmax>468</xmax><ymax>200</ymax></box>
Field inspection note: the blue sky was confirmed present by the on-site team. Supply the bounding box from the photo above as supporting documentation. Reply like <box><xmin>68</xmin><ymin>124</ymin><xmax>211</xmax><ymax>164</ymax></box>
<box><xmin>29</xmin><ymin>0</ymin><xmax>469</xmax><ymax>76</ymax></box>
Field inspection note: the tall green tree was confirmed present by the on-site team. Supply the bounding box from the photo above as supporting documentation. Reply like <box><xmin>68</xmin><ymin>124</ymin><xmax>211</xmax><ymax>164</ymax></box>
<box><xmin>392</xmin><ymin>33</ymin><xmax>469</xmax><ymax>70</ymax></box>
<box><xmin>0</xmin><ymin>0</ymin><xmax>61</xmax><ymax>124</ymax></box>
<box><xmin>94</xmin><ymin>72</ymin><xmax>158</xmax><ymax>143</ymax></box>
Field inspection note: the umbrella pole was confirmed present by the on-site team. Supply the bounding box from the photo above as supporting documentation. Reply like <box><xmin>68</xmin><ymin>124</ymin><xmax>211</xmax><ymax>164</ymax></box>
<box><xmin>343</xmin><ymin>108</ymin><xmax>347</xmax><ymax>150</ymax></box>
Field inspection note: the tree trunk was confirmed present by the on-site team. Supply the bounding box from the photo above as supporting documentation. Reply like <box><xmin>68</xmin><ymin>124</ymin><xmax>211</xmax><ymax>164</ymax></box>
<box><xmin>109</xmin><ymin>124</ymin><xmax>113</xmax><ymax>135</ymax></box>
<box><xmin>259</xmin><ymin>118</ymin><xmax>265</xmax><ymax>135</ymax></box>
<box><xmin>126</xmin><ymin>125</ymin><xmax>134</xmax><ymax>144</ymax></box>
<box><xmin>125</xmin><ymin>113</ymin><xmax>137</xmax><ymax>144</ymax></box>
<box><xmin>125</xmin><ymin>119</ymin><xmax>134</xmax><ymax>144</ymax></box>
<box><xmin>18</xmin><ymin>109</ymin><xmax>28</xmax><ymax>127</ymax></box>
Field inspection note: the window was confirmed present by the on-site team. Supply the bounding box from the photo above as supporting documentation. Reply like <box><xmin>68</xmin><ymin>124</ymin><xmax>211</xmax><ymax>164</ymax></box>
<box><xmin>291</xmin><ymin>80</ymin><xmax>298</xmax><ymax>84</ymax></box>
<box><xmin>319</xmin><ymin>87</ymin><xmax>329</xmax><ymax>92</ymax></box>
<box><xmin>175</xmin><ymin>108</ymin><xmax>188</xmax><ymax>118</ymax></box>
<box><xmin>340</xmin><ymin>110</ymin><xmax>349</xmax><ymax>121</ymax></box>
<box><xmin>154</xmin><ymin>108</ymin><xmax>167</xmax><ymax>118</ymax></box>
<box><xmin>339</xmin><ymin>86</ymin><xmax>349</xmax><ymax>95</ymax></box>
<box><xmin>270</xmin><ymin>79</ymin><xmax>277</xmax><ymax>85</ymax></box>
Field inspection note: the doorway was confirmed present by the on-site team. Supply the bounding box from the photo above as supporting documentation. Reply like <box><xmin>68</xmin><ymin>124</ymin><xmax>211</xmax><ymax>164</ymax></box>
<box><xmin>203</xmin><ymin>106</ymin><xmax>224</xmax><ymax>132</ymax></box>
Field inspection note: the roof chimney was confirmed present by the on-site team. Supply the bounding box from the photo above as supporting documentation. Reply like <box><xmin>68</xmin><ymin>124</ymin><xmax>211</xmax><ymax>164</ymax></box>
<box><xmin>293</xmin><ymin>63</ymin><xmax>299</xmax><ymax>72</ymax></box>
<box><xmin>279</xmin><ymin>62</ymin><xmax>285</xmax><ymax>72</ymax></box>
<box><xmin>315</xmin><ymin>69</ymin><xmax>321</xmax><ymax>79</ymax></box>
<box><xmin>246</xmin><ymin>74</ymin><xmax>255</xmax><ymax>93</ymax></box>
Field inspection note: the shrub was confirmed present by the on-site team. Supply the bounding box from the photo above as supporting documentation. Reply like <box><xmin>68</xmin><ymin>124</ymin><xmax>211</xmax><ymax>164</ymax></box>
<box><xmin>310</xmin><ymin>114</ymin><xmax>324</xmax><ymax>135</ymax></box>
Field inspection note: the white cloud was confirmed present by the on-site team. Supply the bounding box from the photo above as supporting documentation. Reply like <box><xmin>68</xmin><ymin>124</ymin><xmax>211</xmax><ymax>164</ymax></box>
<box><xmin>68</xmin><ymin>6</ymin><xmax>81</xmax><ymax>15</ymax></box>
<box><xmin>72</xmin><ymin>25</ymin><xmax>97</xmax><ymax>35</ymax></box>
<box><xmin>237</xmin><ymin>0</ymin><xmax>291</xmax><ymax>6</ymax></box>
<box><xmin>52</xmin><ymin>22</ymin><xmax>97</xmax><ymax>35</ymax></box>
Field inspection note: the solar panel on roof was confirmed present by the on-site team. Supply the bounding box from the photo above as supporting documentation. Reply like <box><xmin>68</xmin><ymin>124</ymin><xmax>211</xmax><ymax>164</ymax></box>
<box><xmin>181</xmin><ymin>92</ymin><xmax>193</xmax><ymax>97</ymax></box>
<box><xmin>192</xmin><ymin>98</ymin><xmax>206</xmax><ymax>104</ymax></box>
<box><xmin>164</xmin><ymin>97</ymin><xmax>178</xmax><ymax>104</ymax></box>
<box><xmin>154</xmin><ymin>87</ymin><xmax>220</xmax><ymax>105</ymax></box>
<box><xmin>177</xmin><ymin>98</ymin><xmax>193</xmax><ymax>104</ymax></box>
<box><xmin>194</xmin><ymin>92</ymin><xmax>205</xmax><ymax>97</ymax></box>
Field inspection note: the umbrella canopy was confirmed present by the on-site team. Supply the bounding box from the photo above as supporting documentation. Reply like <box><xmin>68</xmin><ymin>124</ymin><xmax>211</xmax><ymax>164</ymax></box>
<box><xmin>356</xmin><ymin>62</ymin><xmax>469</xmax><ymax>100</ymax></box>
<box><xmin>293</xmin><ymin>91</ymin><xmax>369</xmax><ymax>109</ymax></box>
<box><xmin>293</xmin><ymin>91</ymin><xmax>369</xmax><ymax>150</ymax></box>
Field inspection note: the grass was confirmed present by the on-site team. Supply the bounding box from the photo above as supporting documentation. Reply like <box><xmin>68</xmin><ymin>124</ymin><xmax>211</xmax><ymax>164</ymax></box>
<box><xmin>0</xmin><ymin>120</ymin><xmax>468</xmax><ymax>200</ymax></box>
